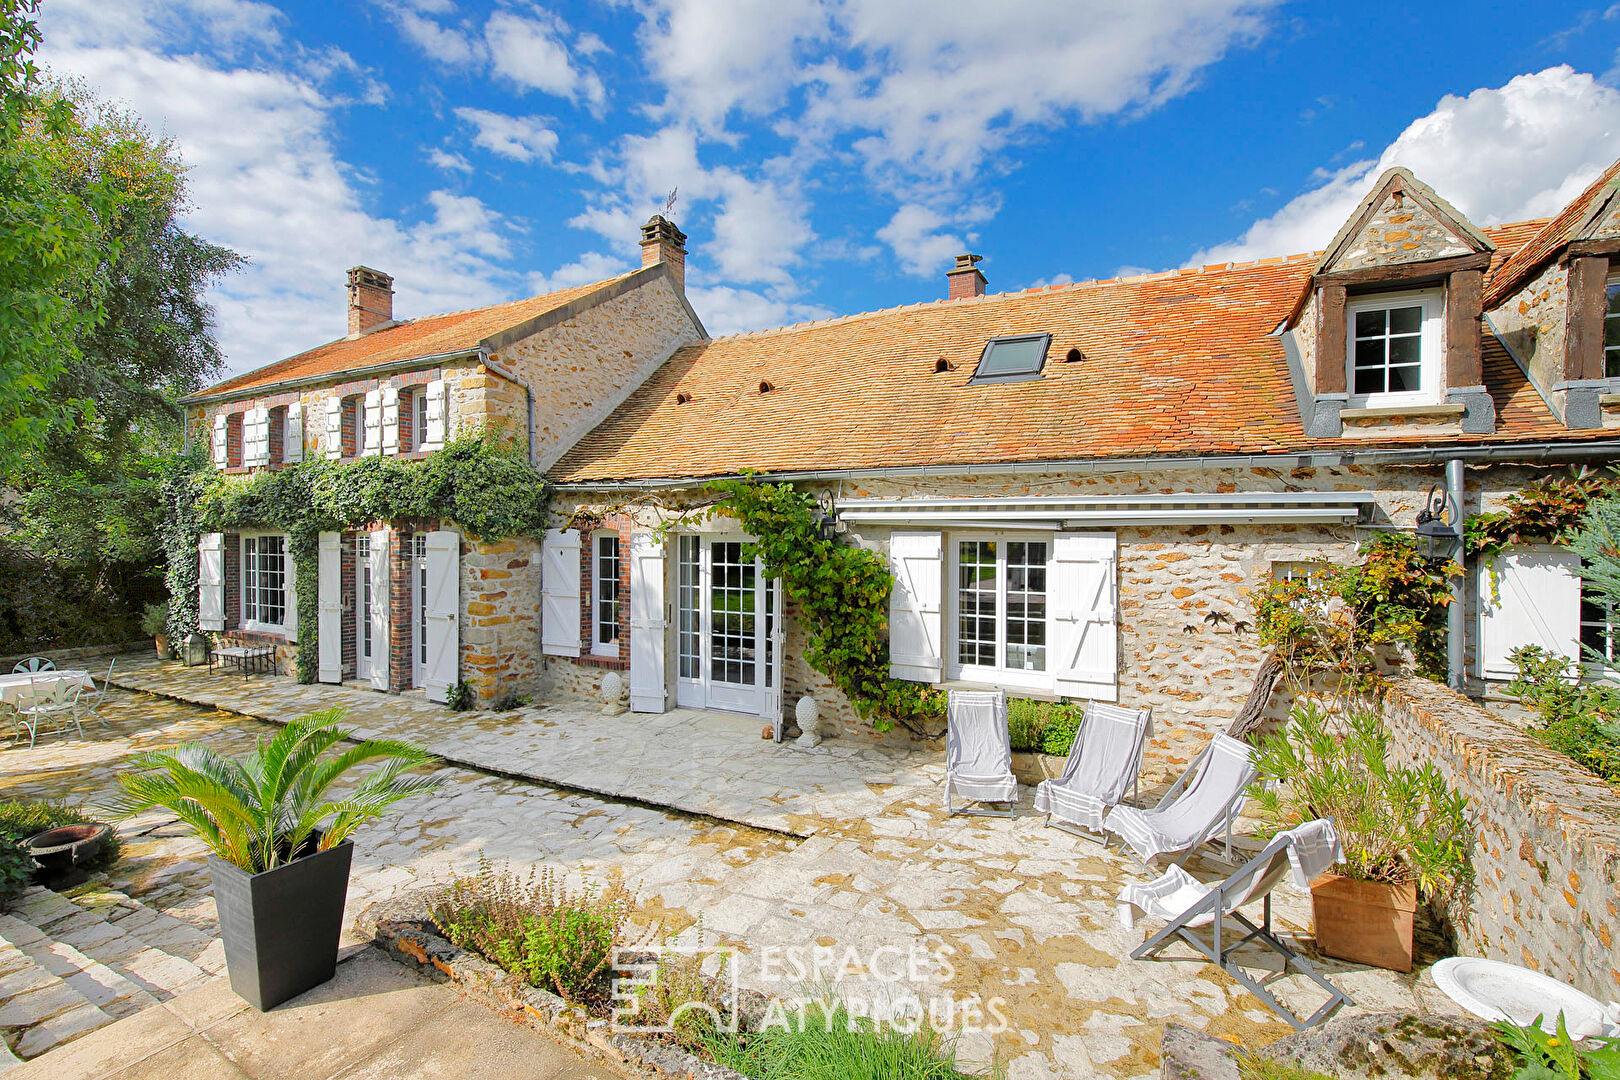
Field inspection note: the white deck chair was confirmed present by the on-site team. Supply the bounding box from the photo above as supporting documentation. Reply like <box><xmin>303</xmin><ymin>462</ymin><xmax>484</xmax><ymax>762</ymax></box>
<box><xmin>1033</xmin><ymin>702</ymin><xmax>1152</xmax><ymax>839</ymax></box>
<box><xmin>944</xmin><ymin>690</ymin><xmax>1017</xmax><ymax>817</ymax></box>
<box><xmin>1118</xmin><ymin>818</ymin><xmax>1350</xmax><ymax>1030</ymax></box>
<box><xmin>1103</xmin><ymin>732</ymin><xmax>1258</xmax><ymax>867</ymax></box>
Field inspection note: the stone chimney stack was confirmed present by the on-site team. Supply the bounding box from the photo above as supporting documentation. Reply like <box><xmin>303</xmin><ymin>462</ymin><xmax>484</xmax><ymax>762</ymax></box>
<box><xmin>639</xmin><ymin>215</ymin><xmax>688</xmax><ymax>291</ymax></box>
<box><xmin>947</xmin><ymin>253</ymin><xmax>986</xmax><ymax>299</ymax></box>
<box><xmin>346</xmin><ymin>266</ymin><xmax>394</xmax><ymax>338</ymax></box>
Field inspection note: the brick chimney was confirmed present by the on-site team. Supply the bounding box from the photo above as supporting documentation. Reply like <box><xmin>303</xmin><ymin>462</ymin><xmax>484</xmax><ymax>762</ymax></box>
<box><xmin>346</xmin><ymin>266</ymin><xmax>394</xmax><ymax>338</ymax></box>
<box><xmin>639</xmin><ymin>215</ymin><xmax>687</xmax><ymax>291</ymax></box>
<box><xmin>947</xmin><ymin>253</ymin><xmax>986</xmax><ymax>299</ymax></box>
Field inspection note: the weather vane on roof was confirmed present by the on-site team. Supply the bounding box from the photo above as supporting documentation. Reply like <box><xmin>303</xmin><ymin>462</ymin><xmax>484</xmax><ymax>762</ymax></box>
<box><xmin>663</xmin><ymin>187</ymin><xmax>678</xmax><ymax>219</ymax></box>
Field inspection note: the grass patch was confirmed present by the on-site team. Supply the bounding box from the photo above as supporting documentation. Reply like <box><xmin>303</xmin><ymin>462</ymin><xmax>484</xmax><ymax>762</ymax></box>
<box><xmin>1006</xmin><ymin>699</ymin><xmax>1083</xmax><ymax>756</ymax></box>
<box><xmin>1234</xmin><ymin>1053</ymin><xmax>1340</xmax><ymax>1080</ymax></box>
<box><xmin>705</xmin><ymin>1000</ymin><xmax>987</xmax><ymax>1080</ymax></box>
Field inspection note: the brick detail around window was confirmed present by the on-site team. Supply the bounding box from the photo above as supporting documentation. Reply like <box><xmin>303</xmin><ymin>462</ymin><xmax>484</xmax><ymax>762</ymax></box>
<box><xmin>341</xmin><ymin>396</ymin><xmax>359</xmax><ymax>457</ymax></box>
<box><xmin>574</xmin><ymin>517</ymin><xmax>631</xmax><ymax>670</ymax></box>
<box><xmin>225</xmin><ymin>414</ymin><xmax>244</xmax><ymax>468</ymax></box>
<box><xmin>398</xmin><ymin>387</ymin><xmax>416</xmax><ymax>453</ymax></box>
<box><xmin>268</xmin><ymin>405</ymin><xmax>286</xmax><ymax>466</ymax></box>
<box><xmin>341</xmin><ymin>534</ymin><xmax>356</xmax><ymax>679</ymax></box>
<box><xmin>223</xmin><ymin>534</ymin><xmax>241</xmax><ymax>631</ymax></box>
<box><xmin>389</xmin><ymin>530</ymin><xmax>415</xmax><ymax>692</ymax></box>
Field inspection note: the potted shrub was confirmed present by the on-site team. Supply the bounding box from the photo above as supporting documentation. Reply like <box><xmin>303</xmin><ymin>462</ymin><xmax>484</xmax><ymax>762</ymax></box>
<box><xmin>109</xmin><ymin>708</ymin><xmax>440</xmax><ymax>1009</ymax></box>
<box><xmin>1251</xmin><ymin>702</ymin><xmax>1472</xmax><ymax>972</ymax></box>
<box><xmin>141</xmin><ymin>602</ymin><xmax>172</xmax><ymax>660</ymax></box>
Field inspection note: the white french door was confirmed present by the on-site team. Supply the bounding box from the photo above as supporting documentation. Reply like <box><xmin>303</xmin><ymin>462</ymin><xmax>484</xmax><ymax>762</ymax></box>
<box><xmin>354</xmin><ymin>535</ymin><xmax>373</xmax><ymax>681</ymax></box>
<box><xmin>675</xmin><ymin>535</ymin><xmax>782</xmax><ymax>717</ymax></box>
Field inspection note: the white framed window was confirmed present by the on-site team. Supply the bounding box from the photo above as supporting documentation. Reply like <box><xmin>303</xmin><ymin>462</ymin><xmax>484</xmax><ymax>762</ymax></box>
<box><xmin>412</xmin><ymin>533</ymin><xmax>428</xmax><ymax>687</ymax></box>
<box><xmin>412</xmin><ymin>387</ymin><xmax>430</xmax><ymax>451</ymax></box>
<box><xmin>1604</xmin><ymin>276</ymin><xmax>1620</xmax><ymax>380</ymax></box>
<box><xmin>242</xmin><ymin>533</ymin><xmax>288</xmax><ymax>632</ymax></box>
<box><xmin>1581</xmin><ymin>581</ymin><xmax>1620</xmax><ymax>677</ymax></box>
<box><xmin>947</xmin><ymin>533</ymin><xmax>1051</xmax><ymax>689</ymax></box>
<box><xmin>593</xmin><ymin>532</ymin><xmax>621</xmax><ymax>657</ymax></box>
<box><xmin>1346</xmin><ymin>289</ymin><xmax>1443</xmax><ymax>407</ymax></box>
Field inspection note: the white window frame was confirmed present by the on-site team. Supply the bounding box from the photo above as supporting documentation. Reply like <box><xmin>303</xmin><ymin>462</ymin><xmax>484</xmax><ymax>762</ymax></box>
<box><xmin>945</xmin><ymin>531</ymin><xmax>1054</xmax><ymax>691</ymax></box>
<box><xmin>241</xmin><ymin>532</ymin><xmax>289</xmax><ymax>634</ymax></box>
<box><xmin>1345</xmin><ymin>288</ymin><xmax>1444</xmax><ymax>408</ymax></box>
<box><xmin>592</xmin><ymin>531</ymin><xmax>621</xmax><ymax>658</ymax></box>
<box><xmin>411</xmin><ymin>533</ymin><xmax>428</xmax><ymax>688</ymax></box>
<box><xmin>1581</xmin><ymin>578</ymin><xmax>1620</xmax><ymax>680</ymax></box>
<box><xmin>1604</xmin><ymin>273</ymin><xmax>1620</xmax><ymax>381</ymax></box>
<box><xmin>412</xmin><ymin>387</ymin><xmax>429</xmax><ymax>451</ymax></box>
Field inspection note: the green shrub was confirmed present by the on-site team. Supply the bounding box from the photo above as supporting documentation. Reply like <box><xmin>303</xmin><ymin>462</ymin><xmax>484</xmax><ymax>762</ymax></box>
<box><xmin>1505</xmin><ymin>645</ymin><xmax>1620</xmax><ymax>787</ymax></box>
<box><xmin>139</xmin><ymin>602</ymin><xmax>169</xmax><ymax>638</ymax></box>
<box><xmin>1006</xmin><ymin>699</ymin><xmax>1084</xmax><ymax>755</ymax></box>
<box><xmin>489</xmin><ymin>691</ymin><xmax>531</xmax><ymax>712</ymax></box>
<box><xmin>430</xmin><ymin>859</ymin><xmax>634</xmax><ymax>1003</ymax></box>
<box><xmin>705</xmin><ymin>999</ymin><xmax>984</xmax><ymax>1080</ymax></box>
<box><xmin>624</xmin><ymin>933</ymin><xmax>732</xmax><ymax>1049</ymax></box>
<box><xmin>1493</xmin><ymin>1014</ymin><xmax>1620</xmax><ymax>1080</ymax></box>
<box><xmin>445</xmin><ymin>680</ymin><xmax>474</xmax><ymax>712</ymax></box>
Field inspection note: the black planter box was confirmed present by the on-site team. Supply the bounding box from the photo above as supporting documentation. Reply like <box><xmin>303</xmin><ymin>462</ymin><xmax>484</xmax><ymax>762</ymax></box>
<box><xmin>208</xmin><ymin>839</ymin><xmax>353</xmax><ymax>1011</ymax></box>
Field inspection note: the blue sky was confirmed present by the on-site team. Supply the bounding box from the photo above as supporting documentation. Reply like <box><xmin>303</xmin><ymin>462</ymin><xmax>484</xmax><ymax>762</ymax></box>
<box><xmin>36</xmin><ymin>0</ymin><xmax>1620</xmax><ymax>378</ymax></box>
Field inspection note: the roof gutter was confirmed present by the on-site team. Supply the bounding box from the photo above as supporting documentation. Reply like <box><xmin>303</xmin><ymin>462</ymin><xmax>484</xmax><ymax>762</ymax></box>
<box><xmin>180</xmin><ymin>347</ymin><xmax>483</xmax><ymax>406</ymax></box>
<box><xmin>551</xmin><ymin>439</ymin><xmax>1620</xmax><ymax>492</ymax></box>
<box><xmin>481</xmin><ymin>353</ymin><xmax>536</xmax><ymax>466</ymax></box>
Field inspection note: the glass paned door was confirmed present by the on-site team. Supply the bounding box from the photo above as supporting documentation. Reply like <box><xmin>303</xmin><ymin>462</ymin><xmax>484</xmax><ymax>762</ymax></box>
<box><xmin>674</xmin><ymin>535</ymin><xmax>781</xmax><ymax>716</ymax></box>
<box><xmin>411</xmin><ymin>534</ymin><xmax>428</xmax><ymax>689</ymax></box>
<box><xmin>355</xmin><ymin>535</ymin><xmax>372</xmax><ymax>680</ymax></box>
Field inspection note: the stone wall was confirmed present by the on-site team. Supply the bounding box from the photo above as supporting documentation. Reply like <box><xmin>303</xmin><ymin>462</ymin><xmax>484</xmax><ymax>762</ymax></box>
<box><xmin>1488</xmin><ymin>259</ymin><xmax>1568</xmax><ymax>416</ymax></box>
<box><xmin>1330</xmin><ymin>189</ymin><xmax>1474</xmax><ymax>271</ymax></box>
<box><xmin>461</xmin><ymin>536</ymin><xmax>543</xmax><ymax>704</ymax></box>
<box><xmin>1382</xmin><ymin>676</ymin><xmax>1620</xmax><ymax>1002</ymax></box>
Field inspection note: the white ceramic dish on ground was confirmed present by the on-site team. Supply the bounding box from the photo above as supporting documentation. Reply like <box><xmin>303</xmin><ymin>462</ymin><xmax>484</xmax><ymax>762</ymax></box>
<box><xmin>1432</xmin><ymin>957</ymin><xmax>1618</xmax><ymax>1038</ymax></box>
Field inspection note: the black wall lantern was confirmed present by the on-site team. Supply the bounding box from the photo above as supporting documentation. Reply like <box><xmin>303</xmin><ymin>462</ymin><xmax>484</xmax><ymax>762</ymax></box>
<box><xmin>1414</xmin><ymin>483</ymin><xmax>1461</xmax><ymax>561</ymax></box>
<box><xmin>814</xmin><ymin>491</ymin><xmax>838</xmax><ymax>542</ymax></box>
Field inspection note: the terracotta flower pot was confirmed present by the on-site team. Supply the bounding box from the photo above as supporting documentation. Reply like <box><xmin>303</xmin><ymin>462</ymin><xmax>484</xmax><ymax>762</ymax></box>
<box><xmin>155</xmin><ymin>635</ymin><xmax>172</xmax><ymax>660</ymax></box>
<box><xmin>1310</xmin><ymin>873</ymin><xmax>1418</xmax><ymax>972</ymax></box>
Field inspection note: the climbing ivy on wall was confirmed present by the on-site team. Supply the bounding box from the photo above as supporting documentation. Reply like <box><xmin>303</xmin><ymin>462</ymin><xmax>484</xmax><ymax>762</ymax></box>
<box><xmin>161</xmin><ymin>435</ymin><xmax>550</xmax><ymax>684</ymax></box>
<box><xmin>1465</xmin><ymin>469</ymin><xmax>1617</xmax><ymax>562</ymax></box>
<box><xmin>710</xmin><ymin>477</ymin><xmax>946</xmax><ymax>736</ymax></box>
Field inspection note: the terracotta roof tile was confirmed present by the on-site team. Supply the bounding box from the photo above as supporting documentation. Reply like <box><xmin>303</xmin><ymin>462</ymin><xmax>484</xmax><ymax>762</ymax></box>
<box><xmin>553</xmin><ymin>220</ymin><xmax>1602</xmax><ymax>484</ymax></box>
<box><xmin>1483</xmin><ymin>158</ymin><xmax>1620</xmax><ymax>309</ymax></box>
<box><xmin>193</xmin><ymin>274</ymin><xmax>634</xmax><ymax>398</ymax></box>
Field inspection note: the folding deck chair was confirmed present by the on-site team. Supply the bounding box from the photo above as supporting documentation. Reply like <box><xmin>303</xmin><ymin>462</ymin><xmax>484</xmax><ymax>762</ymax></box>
<box><xmin>1118</xmin><ymin>818</ymin><xmax>1350</xmax><ymax>1030</ymax></box>
<box><xmin>1033</xmin><ymin>702</ymin><xmax>1152</xmax><ymax>840</ymax></box>
<box><xmin>944</xmin><ymin>689</ymin><xmax>1017</xmax><ymax>817</ymax></box>
<box><xmin>1103</xmin><ymin>732</ymin><xmax>1258</xmax><ymax>867</ymax></box>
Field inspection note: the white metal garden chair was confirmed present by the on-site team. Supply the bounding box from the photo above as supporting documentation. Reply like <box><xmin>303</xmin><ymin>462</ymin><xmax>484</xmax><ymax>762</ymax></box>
<box><xmin>80</xmin><ymin>658</ymin><xmax>117</xmax><ymax>731</ymax></box>
<box><xmin>1033</xmin><ymin>701</ymin><xmax>1152</xmax><ymax>840</ymax></box>
<box><xmin>12</xmin><ymin>657</ymin><xmax>55</xmax><ymax>674</ymax></box>
<box><xmin>21</xmin><ymin>678</ymin><xmax>85</xmax><ymax>741</ymax></box>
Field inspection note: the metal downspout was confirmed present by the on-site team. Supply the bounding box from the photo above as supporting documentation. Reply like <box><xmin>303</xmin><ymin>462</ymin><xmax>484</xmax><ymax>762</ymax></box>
<box><xmin>1447</xmin><ymin>458</ymin><xmax>1466</xmax><ymax>691</ymax></box>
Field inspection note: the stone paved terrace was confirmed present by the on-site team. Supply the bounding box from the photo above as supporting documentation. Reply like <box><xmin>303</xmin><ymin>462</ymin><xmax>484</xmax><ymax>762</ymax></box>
<box><xmin>5</xmin><ymin>665</ymin><xmax>1472</xmax><ymax>1078</ymax></box>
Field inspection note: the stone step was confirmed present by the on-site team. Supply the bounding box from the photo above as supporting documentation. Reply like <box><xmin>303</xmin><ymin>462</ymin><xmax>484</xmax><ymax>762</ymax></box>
<box><xmin>5</xmin><ymin>888</ymin><xmax>217</xmax><ymax>1002</ymax></box>
<box><xmin>0</xmin><ymin>927</ymin><xmax>113</xmax><ymax>1061</ymax></box>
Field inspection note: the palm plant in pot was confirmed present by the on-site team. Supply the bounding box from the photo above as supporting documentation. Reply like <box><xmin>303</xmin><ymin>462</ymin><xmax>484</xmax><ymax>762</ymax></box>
<box><xmin>109</xmin><ymin>708</ymin><xmax>440</xmax><ymax>1009</ymax></box>
<box><xmin>1251</xmin><ymin>701</ymin><xmax>1472</xmax><ymax>972</ymax></box>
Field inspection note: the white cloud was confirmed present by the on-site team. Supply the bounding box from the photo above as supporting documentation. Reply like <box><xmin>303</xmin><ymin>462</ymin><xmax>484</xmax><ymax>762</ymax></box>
<box><xmin>41</xmin><ymin>0</ymin><xmax>282</xmax><ymax>52</ymax></box>
<box><xmin>875</xmin><ymin>204</ymin><xmax>964</xmax><ymax>277</ymax></box>
<box><xmin>484</xmin><ymin>10</ymin><xmax>605</xmax><ymax>108</ymax></box>
<box><xmin>427</xmin><ymin>147</ymin><xmax>473</xmax><ymax>173</ymax></box>
<box><xmin>390</xmin><ymin>8</ymin><xmax>484</xmax><ymax>66</ymax></box>
<box><xmin>454</xmin><ymin>107</ymin><xmax>559</xmax><ymax>163</ymax></box>
<box><xmin>38</xmin><ymin>1</ymin><xmax>523</xmax><ymax>376</ymax></box>
<box><xmin>528</xmin><ymin>252</ymin><xmax>632</xmax><ymax>294</ymax></box>
<box><xmin>685</xmin><ymin>284</ymin><xmax>833</xmax><ymax>337</ymax></box>
<box><xmin>1191</xmin><ymin>67</ymin><xmax>1620</xmax><ymax>265</ymax></box>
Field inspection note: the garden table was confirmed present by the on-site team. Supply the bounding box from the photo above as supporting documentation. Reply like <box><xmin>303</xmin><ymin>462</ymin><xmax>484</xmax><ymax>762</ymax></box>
<box><xmin>0</xmin><ymin>669</ymin><xmax>94</xmax><ymax>706</ymax></box>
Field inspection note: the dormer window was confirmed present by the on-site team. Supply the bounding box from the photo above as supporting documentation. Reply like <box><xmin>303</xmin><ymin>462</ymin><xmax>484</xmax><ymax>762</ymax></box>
<box><xmin>1605</xmin><ymin>277</ymin><xmax>1620</xmax><ymax>379</ymax></box>
<box><xmin>1346</xmin><ymin>290</ymin><xmax>1442</xmax><ymax>406</ymax></box>
<box><xmin>968</xmin><ymin>333</ymin><xmax>1050</xmax><ymax>385</ymax></box>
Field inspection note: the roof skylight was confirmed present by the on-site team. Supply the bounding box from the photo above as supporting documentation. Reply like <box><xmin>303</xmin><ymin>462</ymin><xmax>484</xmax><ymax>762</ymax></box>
<box><xmin>967</xmin><ymin>333</ymin><xmax>1051</xmax><ymax>385</ymax></box>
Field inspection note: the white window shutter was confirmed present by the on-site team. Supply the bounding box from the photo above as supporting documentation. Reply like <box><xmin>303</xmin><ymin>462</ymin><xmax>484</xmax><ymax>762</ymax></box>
<box><xmin>283</xmin><ymin>541</ymin><xmax>298</xmax><ymax>643</ymax></box>
<box><xmin>363</xmin><ymin>389</ymin><xmax>382</xmax><ymax>457</ymax></box>
<box><xmin>324</xmin><ymin>398</ymin><xmax>343</xmax><ymax>460</ymax></box>
<box><xmin>212</xmin><ymin>414</ymin><xmax>228</xmax><ymax>468</ymax></box>
<box><xmin>424</xmin><ymin>530</ymin><xmax>460</xmax><ymax>703</ymax></box>
<box><xmin>1051</xmin><ymin>532</ymin><xmax>1119</xmax><ymax>702</ymax></box>
<box><xmin>541</xmin><ymin>529</ymin><xmax>582</xmax><ymax>657</ymax></box>
<box><xmin>629</xmin><ymin>533</ymin><xmax>667</xmax><ymax>713</ymax></box>
<box><xmin>198</xmin><ymin>532</ymin><xmax>225</xmax><ymax>631</ymax></box>
<box><xmin>284</xmin><ymin>402</ymin><xmax>304</xmax><ymax>464</ymax></box>
<box><xmin>381</xmin><ymin>385</ymin><xmax>400</xmax><ymax>455</ymax></box>
<box><xmin>369</xmin><ymin>529</ymin><xmax>391</xmax><ymax>689</ymax></box>
<box><xmin>888</xmin><ymin>531</ymin><xmax>943</xmax><ymax>682</ymax></box>
<box><xmin>1477</xmin><ymin>547</ymin><xmax>1582</xmax><ymax>680</ymax></box>
<box><xmin>244</xmin><ymin>407</ymin><xmax>268</xmax><ymax>467</ymax></box>
<box><xmin>317</xmin><ymin>532</ymin><xmax>342</xmax><ymax>683</ymax></box>
<box><xmin>422</xmin><ymin>378</ymin><xmax>447</xmax><ymax>451</ymax></box>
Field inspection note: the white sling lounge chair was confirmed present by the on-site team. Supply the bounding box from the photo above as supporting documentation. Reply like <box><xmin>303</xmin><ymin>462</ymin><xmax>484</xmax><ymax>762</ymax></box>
<box><xmin>1103</xmin><ymin>732</ymin><xmax>1258</xmax><ymax>867</ymax></box>
<box><xmin>944</xmin><ymin>689</ymin><xmax>1017</xmax><ymax>817</ymax></box>
<box><xmin>1033</xmin><ymin>702</ymin><xmax>1152</xmax><ymax>839</ymax></box>
<box><xmin>1118</xmin><ymin>818</ymin><xmax>1349</xmax><ymax>1030</ymax></box>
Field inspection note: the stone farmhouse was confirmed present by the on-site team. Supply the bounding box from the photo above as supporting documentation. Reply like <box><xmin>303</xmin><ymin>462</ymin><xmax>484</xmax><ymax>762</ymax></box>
<box><xmin>184</xmin><ymin>162</ymin><xmax>1620</xmax><ymax>747</ymax></box>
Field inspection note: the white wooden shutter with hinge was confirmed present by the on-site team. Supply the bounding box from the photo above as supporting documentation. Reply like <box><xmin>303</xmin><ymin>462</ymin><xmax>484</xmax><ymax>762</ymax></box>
<box><xmin>1477</xmin><ymin>546</ymin><xmax>1581</xmax><ymax>680</ymax></box>
<box><xmin>324</xmin><ymin>398</ymin><xmax>343</xmax><ymax>460</ymax></box>
<box><xmin>381</xmin><ymin>385</ymin><xmax>400</xmax><ymax>455</ymax></box>
<box><xmin>244</xmin><ymin>407</ymin><xmax>269</xmax><ymax>467</ymax></box>
<box><xmin>362</xmin><ymin>389</ymin><xmax>382</xmax><ymax>457</ymax></box>
<box><xmin>424</xmin><ymin>530</ymin><xmax>459</xmax><ymax>703</ymax></box>
<box><xmin>369</xmin><ymin>529</ymin><xmax>391</xmax><ymax>689</ymax></box>
<box><xmin>422</xmin><ymin>379</ymin><xmax>447</xmax><ymax>451</ymax></box>
<box><xmin>284</xmin><ymin>402</ymin><xmax>304</xmax><ymax>464</ymax></box>
<box><xmin>888</xmin><ymin>531</ymin><xmax>943</xmax><ymax>682</ymax></box>
<box><xmin>317</xmin><ymin>532</ymin><xmax>342</xmax><ymax>683</ymax></box>
<box><xmin>629</xmin><ymin>533</ymin><xmax>667</xmax><ymax>713</ymax></box>
<box><xmin>211</xmin><ymin>414</ymin><xmax>228</xmax><ymax>468</ymax></box>
<box><xmin>542</xmin><ymin>529</ymin><xmax>582</xmax><ymax>657</ymax></box>
<box><xmin>763</xmin><ymin>578</ymin><xmax>784</xmax><ymax>728</ymax></box>
<box><xmin>1051</xmin><ymin>532</ymin><xmax>1119</xmax><ymax>702</ymax></box>
<box><xmin>198</xmin><ymin>532</ymin><xmax>225</xmax><ymax>631</ymax></box>
<box><xmin>283</xmin><ymin>545</ymin><xmax>298</xmax><ymax>643</ymax></box>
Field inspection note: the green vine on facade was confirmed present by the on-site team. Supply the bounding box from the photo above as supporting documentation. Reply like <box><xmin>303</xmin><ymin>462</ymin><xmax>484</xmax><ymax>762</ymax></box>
<box><xmin>709</xmin><ymin>478</ymin><xmax>947</xmax><ymax>736</ymax></box>
<box><xmin>1464</xmin><ymin>468</ymin><xmax>1617</xmax><ymax>561</ymax></box>
<box><xmin>159</xmin><ymin>435</ymin><xmax>550</xmax><ymax>684</ymax></box>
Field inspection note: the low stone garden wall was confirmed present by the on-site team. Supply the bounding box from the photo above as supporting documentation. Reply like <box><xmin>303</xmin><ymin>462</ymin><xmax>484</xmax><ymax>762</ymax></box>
<box><xmin>0</xmin><ymin>640</ymin><xmax>147</xmax><ymax>672</ymax></box>
<box><xmin>1381</xmin><ymin>676</ymin><xmax>1620</xmax><ymax>1002</ymax></box>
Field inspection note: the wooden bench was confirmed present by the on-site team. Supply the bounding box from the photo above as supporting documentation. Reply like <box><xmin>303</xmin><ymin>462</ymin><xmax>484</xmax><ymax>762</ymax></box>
<box><xmin>209</xmin><ymin>636</ymin><xmax>275</xmax><ymax>679</ymax></box>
